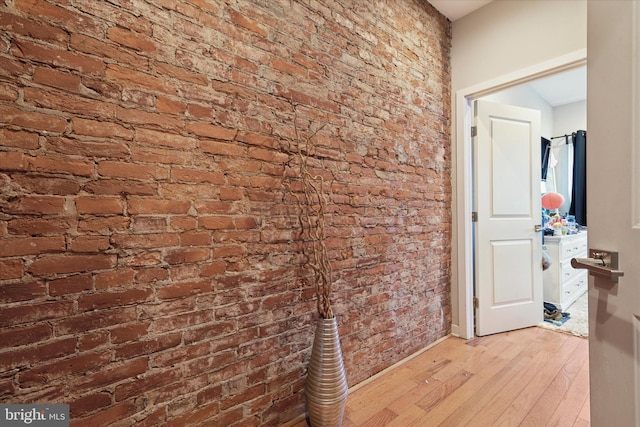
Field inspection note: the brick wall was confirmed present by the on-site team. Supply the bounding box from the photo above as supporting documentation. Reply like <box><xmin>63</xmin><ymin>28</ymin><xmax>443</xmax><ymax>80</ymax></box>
<box><xmin>0</xmin><ymin>0</ymin><xmax>451</xmax><ymax>425</ymax></box>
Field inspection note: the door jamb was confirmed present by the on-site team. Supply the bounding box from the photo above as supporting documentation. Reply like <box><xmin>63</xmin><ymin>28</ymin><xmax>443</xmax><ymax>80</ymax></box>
<box><xmin>453</xmin><ymin>49</ymin><xmax>587</xmax><ymax>339</ymax></box>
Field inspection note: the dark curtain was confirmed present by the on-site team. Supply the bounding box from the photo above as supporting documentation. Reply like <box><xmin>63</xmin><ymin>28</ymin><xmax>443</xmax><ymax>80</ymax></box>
<box><xmin>541</xmin><ymin>137</ymin><xmax>551</xmax><ymax>180</ymax></box>
<box><xmin>569</xmin><ymin>130</ymin><xmax>587</xmax><ymax>225</ymax></box>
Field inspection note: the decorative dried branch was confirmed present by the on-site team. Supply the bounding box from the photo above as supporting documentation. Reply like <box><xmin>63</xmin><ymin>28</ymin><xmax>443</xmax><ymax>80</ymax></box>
<box><xmin>284</xmin><ymin>108</ymin><xmax>333</xmax><ymax>319</ymax></box>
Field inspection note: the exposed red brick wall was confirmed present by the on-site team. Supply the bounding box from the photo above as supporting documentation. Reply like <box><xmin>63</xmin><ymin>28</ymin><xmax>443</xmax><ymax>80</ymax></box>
<box><xmin>0</xmin><ymin>0</ymin><xmax>451</xmax><ymax>425</ymax></box>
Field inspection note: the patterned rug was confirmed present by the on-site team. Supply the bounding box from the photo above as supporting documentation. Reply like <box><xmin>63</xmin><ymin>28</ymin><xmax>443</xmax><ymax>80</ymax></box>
<box><xmin>538</xmin><ymin>291</ymin><xmax>588</xmax><ymax>338</ymax></box>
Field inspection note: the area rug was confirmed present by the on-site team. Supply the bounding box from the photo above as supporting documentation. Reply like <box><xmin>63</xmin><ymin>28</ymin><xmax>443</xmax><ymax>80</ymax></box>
<box><xmin>538</xmin><ymin>292</ymin><xmax>588</xmax><ymax>338</ymax></box>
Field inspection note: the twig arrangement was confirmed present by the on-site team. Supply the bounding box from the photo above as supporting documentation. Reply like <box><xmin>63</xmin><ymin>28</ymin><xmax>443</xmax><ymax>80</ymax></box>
<box><xmin>284</xmin><ymin>110</ymin><xmax>334</xmax><ymax>319</ymax></box>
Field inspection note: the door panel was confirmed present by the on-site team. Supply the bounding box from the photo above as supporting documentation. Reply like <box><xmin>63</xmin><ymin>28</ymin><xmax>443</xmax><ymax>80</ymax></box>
<box><xmin>587</xmin><ymin>2</ymin><xmax>640</xmax><ymax>425</ymax></box>
<box><xmin>475</xmin><ymin>100</ymin><xmax>542</xmax><ymax>337</ymax></box>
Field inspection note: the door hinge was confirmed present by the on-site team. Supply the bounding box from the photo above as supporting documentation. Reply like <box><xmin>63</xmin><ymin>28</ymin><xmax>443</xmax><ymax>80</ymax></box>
<box><xmin>471</xmin><ymin>126</ymin><xmax>477</xmax><ymax>137</ymax></box>
<box><xmin>472</xmin><ymin>211</ymin><xmax>478</xmax><ymax>222</ymax></box>
<box><xmin>473</xmin><ymin>297</ymin><xmax>479</xmax><ymax>309</ymax></box>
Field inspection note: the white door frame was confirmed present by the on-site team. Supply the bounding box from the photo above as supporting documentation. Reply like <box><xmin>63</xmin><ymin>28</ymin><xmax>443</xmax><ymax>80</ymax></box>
<box><xmin>453</xmin><ymin>49</ymin><xmax>587</xmax><ymax>339</ymax></box>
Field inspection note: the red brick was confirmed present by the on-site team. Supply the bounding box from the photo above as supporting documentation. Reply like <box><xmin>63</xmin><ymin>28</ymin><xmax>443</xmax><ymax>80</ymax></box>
<box><xmin>83</xmin><ymin>179</ymin><xmax>157</xmax><ymax>196</ymax></box>
<box><xmin>72</xmin><ymin>117</ymin><xmax>134</xmax><ymax>140</ymax></box>
<box><xmin>234</xmin><ymin>217</ymin><xmax>259</xmax><ymax>229</ymax></box>
<box><xmin>114</xmin><ymin>367</ymin><xmax>182</xmax><ymax>402</ymax></box>
<box><xmin>110</xmin><ymin>323</ymin><xmax>149</xmax><ymax>344</ymax></box>
<box><xmin>228</xmin><ymin>9</ymin><xmax>267</xmax><ymax>37</ymax></box>
<box><xmin>213</xmin><ymin>245</ymin><xmax>245</xmax><ymax>258</ymax></box>
<box><xmin>200</xmin><ymin>261</ymin><xmax>226</xmax><ymax>276</ymax></box>
<box><xmin>74</xmin><ymin>357</ymin><xmax>148</xmax><ymax>390</ymax></box>
<box><xmin>98</xmin><ymin>161</ymin><xmax>169</xmax><ymax>180</ymax></box>
<box><xmin>0</xmin><ymin>11</ymin><xmax>68</xmax><ymax>45</ymax></box>
<box><xmin>0</xmin><ymin>104</ymin><xmax>66</xmax><ymax>133</ymax></box>
<box><xmin>19</xmin><ymin>351</ymin><xmax>112</xmax><ymax>386</ymax></box>
<box><xmin>170</xmin><ymin>215</ymin><xmax>198</xmax><ymax>230</ymax></box>
<box><xmin>69</xmin><ymin>236</ymin><xmax>111</xmax><ymax>252</ymax></box>
<box><xmin>2</xmin><ymin>196</ymin><xmax>65</xmax><ymax>215</ymax></box>
<box><xmin>14</xmin><ymin>0</ymin><xmax>100</xmax><ymax>34</ymax></box>
<box><xmin>24</xmin><ymin>87</ymin><xmax>116</xmax><ymax>120</ymax></box>
<box><xmin>11</xmin><ymin>39</ymin><xmax>105</xmax><ymax>74</ymax></box>
<box><xmin>156</xmin><ymin>96</ymin><xmax>187</xmax><ymax>114</ymax></box>
<box><xmin>0</xmin><ymin>300</ymin><xmax>73</xmax><ymax>328</ymax></box>
<box><xmin>0</xmin><ymin>281</ymin><xmax>47</xmax><ymax>303</ymax></box>
<box><xmin>116</xmin><ymin>106</ymin><xmax>183</xmax><ymax>131</ymax></box>
<box><xmin>108</xmin><ymin>63</ymin><xmax>176</xmax><ymax>95</ymax></box>
<box><xmin>111</xmin><ymin>233</ymin><xmax>179</xmax><ymax>249</ymax></box>
<box><xmin>74</xmin><ymin>401</ymin><xmax>138</xmax><ymax>426</ymax></box>
<box><xmin>135</xmin><ymin>267</ymin><xmax>168</xmax><ymax>284</ymax></box>
<box><xmin>113</xmin><ymin>333</ymin><xmax>182</xmax><ymax>361</ymax></box>
<box><xmin>56</xmin><ymin>307</ymin><xmax>137</xmax><ymax>335</ymax></box>
<box><xmin>132</xmin><ymin>216</ymin><xmax>168</xmax><ymax>232</ymax></box>
<box><xmin>49</xmin><ymin>274</ymin><xmax>93</xmax><ymax>296</ymax></box>
<box><xmin>170</xmin><ymin>168</ymin><xmax>225</xmax><ymax>184</ymax></box>
<box><xmin>33</xmin><ymin>67</ymin><xmax>81</xmax><ymax>92</ymax></box>
<box><xmin>131</xmin><ymin>145</ymin><xmax>192</xmax><ymax>165</ymax></box>
<box><xmin>186</xmin><ymin>103</ymin><xmax>213</xmax><ymax>119</ymax></box>
<box><xmin>179</xmin><ymin>231</ymin><xmax>210</xmax><ymax>247</ymax></box>
<box><xmin>0</xmin><ymin>379</ymin><xmax>15</xmax><ymax>400</ymax></box>
<box><xmin>7</xmin><ymin>218</ymin><xmax>72</xmax><ymax>236</ymax></box>
<box><xmin>24</xmin><ymin>154</ymin><xmax>94</xmax><ymax>176</ymax></box>
<box><xmin>198</xmin><ymin>216</ymin><xmax>235</xmax><ymax>230</ymax></box>
<box><xmin>154</xmin><ymin>61</ymin><xmax>208</xmax><ymax>85</ymax></box>
<box><xmin>11</xmin><ymin>175</ymin><xmax>82</xmax><ymax>195</ymax></box>
<box><xmin>1</xmin><ymin>337</ymin><xmax>77</xmax><ymax>368</ymax></box>
<box><xmin>161</xmin><ymin>182</ymin><xmax>218</xmax><ymax>199</ymax></box>
<box><xmin>0</xmin><ymin>129</ymin><xmax>39</xmax><ymax>149</ymax></box>
<box><xmin>0</xmin><ymin>81</ymin><xmax>19</xmax><ymax>101</ymax></box>
<box><xmin>70</xmin><ymin>33</ymin><xmax>148</xmax><ymax>69</ymax></box>
<box><xmin>127</xmin><ymin>198</ymin><xmax>191</xmax><ymax>214</ymax></box>
<box><xmin>0</xmin><ymin>324</ymin><xmax>52</xmax><ymax>348</ymax></box>
<box><xmin>0</xmin><ymin>259</ymin><xmax>23</xmax><ymax>279</ymax></box>
<box><xmin>77</xmin><ymin>216</ymin><xmax>131</xmax><ymax>233</ymax></box>
<box><xmin>28</xmin><ymin>254</ymin><xmax>117</xmax><ymax>275</ymax></box>
<box><xmin>94</xmin><ymin>269</ymin><xmax>135</xmax><ymax>289</ymax></box>
<box><xmin>45</xmin><ymin>136</ymin><xmax>129</xmax><ymax>159</ymax></box>
<box><xmin>78</xmin><ymin>330</ymin><xmax>110</xmax><ymax>351</ymax></box>
<box><xmin>76</xmin><ymin>197</ymin><xmax>124</xmax><ymax>214</ymax></box>
<box><xmin>0</xmin><ymin>56</ymin><xmax>31</xmax><ymax>78</ymax></box>
<box><xmin>164</xmin><ymin>248</ymin><xmax>209</xmax><ymax>264</ymax></box>
<box><xmin>69</xmin><ymin>392</ymin><xmax>114</xmax><ymax>418</ymax></box>
<box><xmin>0</xmin><ymin>236</ymin><xmax>65</xmax><ymax>257</ymax></box>
<box><xmin>186</xmin><ymin>122</ymin><xmax>237</xmax><ymax>140</ymax></box>
<box><xmin>156</xmin><ymin>279</ymin><xmax>213</xmax><ymax>300</ymax></box>
<box><xmin>135</xmin><ymin>128</ymin><xmax>197</xmax><ymax>149</ymax></box>
<box><xmin>151</xmin><ymin>342</ymin><xmax>210</xmax><ymax>370</ymax></box>
<box><xmin>107</xmin><ymin>27</ymin><xmax>156</xmax><ymax>53</ymax></box>
<box><xmin>78</xmin><ymin>287</ymin><xmax>153</xmax><ymax>311</ymax></box>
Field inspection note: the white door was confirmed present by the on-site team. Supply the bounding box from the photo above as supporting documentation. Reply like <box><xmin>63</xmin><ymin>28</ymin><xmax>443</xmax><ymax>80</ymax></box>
<box><xmin>587</xmin><ymin>2</ymin><xmax>640</xmax><ymax>425</ymax></box>
<box><xmin>474</xmin><ymin>100</ymin><xmax>542</xmax><ymax>336</ymax></box>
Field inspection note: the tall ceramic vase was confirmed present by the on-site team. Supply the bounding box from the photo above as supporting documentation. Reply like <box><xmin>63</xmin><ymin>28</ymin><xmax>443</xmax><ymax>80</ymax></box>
<box><xmin>305</xmin><ymin>317</ymin><xmax>348</xmax><ymax>427</ymax></box>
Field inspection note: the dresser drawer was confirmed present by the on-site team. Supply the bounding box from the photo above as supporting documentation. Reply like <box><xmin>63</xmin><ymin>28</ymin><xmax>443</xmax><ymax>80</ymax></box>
<box><xmin>559</xmin><ymin>258</ymin><xmax>585</xmax><ymax>283</ymax></box>
<box><xmin>558</xmin><ymin>236</ymin><xmax>588</xmax><ymax>261</ymax></box>
<box><xmin>561</xmin><ymin>271</ymin><xmax>588</xmax><ymax>304</ymax></box>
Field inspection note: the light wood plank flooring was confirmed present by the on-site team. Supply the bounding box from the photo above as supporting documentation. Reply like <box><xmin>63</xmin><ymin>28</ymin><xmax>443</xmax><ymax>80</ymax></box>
<box><xmin>291</xmin><ymin>327</ymin><xmax>589</xmax><ymax>427</ymax></box>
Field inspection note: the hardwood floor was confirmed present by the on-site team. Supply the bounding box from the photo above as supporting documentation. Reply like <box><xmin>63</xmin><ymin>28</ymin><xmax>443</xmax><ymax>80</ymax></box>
<box><xmin>290</xmin><ymin>327</ymin><xmax>589</xmax><ymax>427</ymax></box>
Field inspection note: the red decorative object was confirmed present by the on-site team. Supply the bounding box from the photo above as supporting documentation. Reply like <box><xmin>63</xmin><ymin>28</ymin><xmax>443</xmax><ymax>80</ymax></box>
<box><xmin>541</xmin><ymin>192</ymin><xmax>565</xmax><ymax>210</ymax></box>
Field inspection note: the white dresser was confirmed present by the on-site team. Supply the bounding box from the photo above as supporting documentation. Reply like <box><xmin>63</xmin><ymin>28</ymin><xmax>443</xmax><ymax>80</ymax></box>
<box><xmin>542</xmin><ymin>231</ymin><xmax>588</xmax><ymax>310</ymax></box>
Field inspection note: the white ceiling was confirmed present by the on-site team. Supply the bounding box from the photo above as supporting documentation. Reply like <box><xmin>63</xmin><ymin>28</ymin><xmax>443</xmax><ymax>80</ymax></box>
<box><xmin>428</xmin><ymin>0</ymin><xmax>586</xmax><ymax>107</ymax></box>
<box><xmin>428</xmin><ymin>0</ymin><xmax>493</xmax><ymax>22</ymax></box>
<box><xmin>529</xmin><ymin>66</ymin><xmax>586</xmax><ymax>107</ymax></box>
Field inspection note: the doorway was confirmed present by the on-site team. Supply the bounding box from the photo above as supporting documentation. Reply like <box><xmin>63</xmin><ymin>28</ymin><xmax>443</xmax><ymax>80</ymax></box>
<box><xmin>454</xmin><ymin>49</ymin><xmax>587</xmax><ymax>339</ymax></box>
